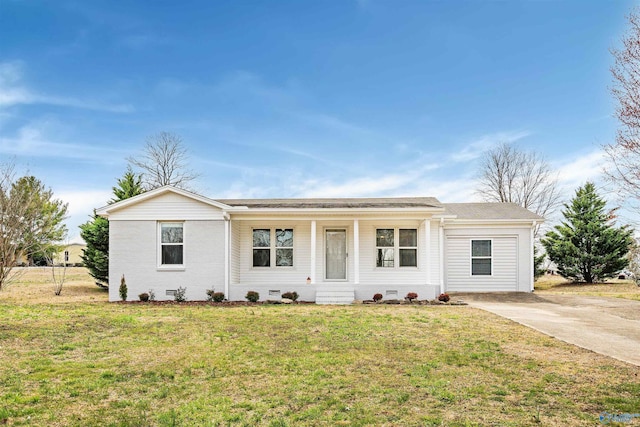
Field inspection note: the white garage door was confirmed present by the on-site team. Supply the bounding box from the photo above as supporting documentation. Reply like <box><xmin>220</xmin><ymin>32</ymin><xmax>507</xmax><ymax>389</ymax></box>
<box><xmin>445</xmin><ymin>236</ymin><xmax>518</xmax><ymax>292</ymax></box>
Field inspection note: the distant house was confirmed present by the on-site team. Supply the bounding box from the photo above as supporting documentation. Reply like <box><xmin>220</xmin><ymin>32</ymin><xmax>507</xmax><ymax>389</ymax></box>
<box><xmin>55</xmin><ymin>243</ymin><xmax>86</xmax><ymax>267</ymax></box>
<box><xmin>96</xmin><ymin>186</ymin><xmax>543</xmax><ymax>303</ymax></box>
<box><xmin>14</xmin><ymin>243</ymin><xmax>86</xmax><ymax>267</ymax></box>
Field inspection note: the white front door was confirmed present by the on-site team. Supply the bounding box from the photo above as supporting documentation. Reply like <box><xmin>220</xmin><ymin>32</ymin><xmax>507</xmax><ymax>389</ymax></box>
<box><xmin>325</xmin><ymin>229</ymin><xmax>347</xmax><ymax>280</ymax></box>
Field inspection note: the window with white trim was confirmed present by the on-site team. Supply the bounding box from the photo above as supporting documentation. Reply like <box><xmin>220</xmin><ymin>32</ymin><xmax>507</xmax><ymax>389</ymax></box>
<box><xmin>471</xmin><ymin>239</ymin><xmax>492</xmax><ymax>275</ymax></box>
<box><xmin>160</xmin><ymin>222</ymin><xmax>184</xmax><ymax>265</ymax></box>
<box><xmin>376</xmin><ymin>228</ymin><xmax>418</xmax><ymax>268</ymax></box>
<box><xmin>253</xmin><ymin>228</ymin><xmax>294</xmax><ymax>267</ymax></box>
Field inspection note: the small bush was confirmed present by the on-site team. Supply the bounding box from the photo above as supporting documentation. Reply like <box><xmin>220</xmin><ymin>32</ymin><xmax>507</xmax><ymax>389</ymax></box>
<box><xmin>119</xmin><ymin>275</ymin><xmax>127</xmax><ymax>301</ymax></box>
<box><xmin>245</xmin><ymin>291</ymin><xmax>260</xmax><ymax>302</ymax></box>
<box><xmin>206</xmin><ymin>289</ymin><xmax>225</xmax><ymax>302</ymax></box>
<box><xmin>138</xmin><ymin>292</ymin><xmax>149</xmax><ymax>302</ymax></box>
<box><xmin>438</xmin><ymin>293</ymin><xmax>450</xmax><ymax>302</ymax></box>
<box><xmin>406</xmin><ymin>292</ymin><xmax>418</xmax><ymax>302</ymax></box>
<box><xmin>281</xmin><ymin>291</ymin><xmax>299</xmax><ymax>301</ymax></box>
<box><xmin>174</xmin><ymin>286</ymin><xmax>187</xmax><ymax>302</ymax></box>
<box><xmin>373</xmin><ymin>293</ymin><xmax>383</xmax><ymax>302</ymax></box>
<box><xmin>148</xmin><ymin>289</ymin><xmax>156</xmax><ymax>301</ymax></box>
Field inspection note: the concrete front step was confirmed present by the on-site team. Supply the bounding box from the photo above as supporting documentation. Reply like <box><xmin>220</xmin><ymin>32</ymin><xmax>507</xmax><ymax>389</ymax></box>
<box><xmin>315</xmin><ymin>289</ymin><xmax>355</xmax><ymax>305</ymax></box>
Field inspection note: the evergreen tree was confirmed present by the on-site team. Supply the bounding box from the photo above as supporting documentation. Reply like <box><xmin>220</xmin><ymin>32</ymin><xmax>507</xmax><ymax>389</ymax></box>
<box><xmin>541</xmin><ymin>182</ymin><xmax>633</xmax><ymax>283</ymax></box>
<box><xmin>80</xmin><ymin>170</ymin><xmax>144</xmax><ymax>287</ymax></box>
<box><xmin>110</xmin><ymin>167</ymin><xmax>144</xmax><ymax>203</ymax></box>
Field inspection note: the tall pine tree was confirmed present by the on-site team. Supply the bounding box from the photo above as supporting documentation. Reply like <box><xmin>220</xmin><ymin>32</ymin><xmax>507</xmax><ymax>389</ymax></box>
<box><xmin>542</xmin><ymin>182</ymin><xmax>633</xmax><ymax>283</ymax></box>
<box><xmin>80</xmin><ymin>169</ymin><xmax>144</xmax><ymax>287</ymax></box>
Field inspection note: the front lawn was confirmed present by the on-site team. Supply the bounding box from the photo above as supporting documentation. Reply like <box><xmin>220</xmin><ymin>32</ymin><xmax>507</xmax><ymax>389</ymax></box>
<box><xmin>535</xmin><ymin>274</ymin><xmax>640</xmax><ymax>301</ymax></box>
<box><xmin>1</xmin><ymin>269</ymin><xmax>639</xmax><ymax>426</ymax></box>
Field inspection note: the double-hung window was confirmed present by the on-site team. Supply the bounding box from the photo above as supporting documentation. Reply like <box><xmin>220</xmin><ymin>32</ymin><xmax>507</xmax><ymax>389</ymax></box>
<box><xmin>160</xmin><ymin>222</ymin><xmax>184</xmax><ymax>266</ymax></box>
<box><xmin>253</xmin><ymin>228</ymin><xmax>294</xmax><ymax>267</ymax></box>
<box><xmin>471</xmin><ymin>239</ymin><xmax>492</xmax><ymax>275</ymax></box>
<box><xmin>376</xmin><ymin>228</ymin><xmax>418</xmax><ymax>268</ymax></box>
<box><xmin>376</xmin><ymin>229</ymin><xmax>395</xmax><ymax>267</ymax></box>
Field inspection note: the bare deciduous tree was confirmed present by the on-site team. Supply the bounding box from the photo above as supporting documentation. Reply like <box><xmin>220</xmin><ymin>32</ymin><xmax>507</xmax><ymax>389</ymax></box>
<box><xmin>127</xmin><ymin>132</ymin><xmax>200</xmax><ymax>190</ymax></box>
<box><xmin>0</xmin><ymin>163</ymin><xmax>34</xmax><ymax>290</ymax></box>
<box><xmin>45</xmin><ymin>241</ymin><xmax>68</xmax><ymax>296</ymax></box>
<box><xmin>476</xmin><ymin>143</ymin><xmax>561</xmax><ymax>233</ymax></box>
<box><xmin>605</xmin><ymin>9</ymin><xmax>640</xmax><ymax>210</ymax></box>
<box><xmin>0</xmin><ymin>162</ymin><xmax>69</xmax><ymax>291</ymax></box>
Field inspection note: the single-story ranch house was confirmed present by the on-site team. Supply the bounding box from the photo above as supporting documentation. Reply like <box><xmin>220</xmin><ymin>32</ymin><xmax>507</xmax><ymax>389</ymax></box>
<box><xmin>96</xmin><ymin>186</ymin><xmax>543</xmax><ymax>303</ymax></box>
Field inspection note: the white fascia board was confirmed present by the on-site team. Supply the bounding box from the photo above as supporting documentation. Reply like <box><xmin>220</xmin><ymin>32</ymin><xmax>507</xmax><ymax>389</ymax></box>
<box><xmin>96</xmin><ymin>186</ymin><xmax>237</xmax><ymax>217</ymax></box>
<box><xmin>229</xmin><ymin>207</ymin><xmax>445</xmax><ymax>215</ymax></box>
<box><xmin>443</xmin><ymin>219</ymin><xmax>543</xmax><ymax>228</ymax></box>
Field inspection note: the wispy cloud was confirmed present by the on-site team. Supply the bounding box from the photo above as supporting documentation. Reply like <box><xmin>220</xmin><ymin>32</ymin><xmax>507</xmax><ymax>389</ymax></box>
<box><xmin>0</xmin><ymin>61</ymin><xmax>134</xmax><ymax>113</ymax></box>
<box><xmin>554</xmin><ymin>149</ymin><xmax>607</xmax><ymax>191</ymax></box>
<box><xmin>450</xmin><ymin>130</ymin><xmax>531</xmax><ymax>162</ymax></box>
<box><xmin>290</xmin><ymin>163</ymin><xmax>440</xmax><ymax>198</ymax></box>
<box><xmin>0</xmin><ymin>121</ymin><xmax>127</xmax><ymax>161</ymax></box>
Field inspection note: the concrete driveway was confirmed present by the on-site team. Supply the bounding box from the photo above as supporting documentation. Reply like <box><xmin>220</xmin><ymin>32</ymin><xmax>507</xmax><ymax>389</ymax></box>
<box><xmin>455</xmin><ymin>293</ymin><xmax>640</xmax><ymax>366</ymax></box>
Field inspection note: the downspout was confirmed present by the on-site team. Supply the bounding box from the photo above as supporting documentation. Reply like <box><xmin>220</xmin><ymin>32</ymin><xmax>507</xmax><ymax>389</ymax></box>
<box><xmin>530</xmin><ymin>220</ymin><xmax>536</xmax><ymax>292</ymax></box>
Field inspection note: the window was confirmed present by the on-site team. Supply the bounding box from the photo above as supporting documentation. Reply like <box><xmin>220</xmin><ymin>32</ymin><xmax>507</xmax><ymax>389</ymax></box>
<box><xmin>160</xmin><ymin>223</ymin><xmax>184</xmax><ymax>265</ymax></box>
<box><xmin>376</xmin><ymin>229</ymin><xmax>394</xmax><ymax>267</ymax></box>
<box><xmin>275</xmin><ymin>229</ymin><xmax>294</xmax><ymax>266</ymax></box>
<box><xmin>471</xmin><ymin>240</ymin><xmax>492</xmax><ymax>275</ymax></box>
<box><xmin>252</xmin><ymin>229</ymin><xmax>270</xmax><ymax>267</ymax></box>
<box><xmin>376</xmin><ymin>228</ymin><xmax>418</xmax><ymax>268</ymax></box>
<box><xmin>399</xmin><ymin>229</ymin><xmax>417</xmax><ymax>267</ymax></box>
<box><xmin>253</xmin><ymin>228</ymin><xmax>294</xmax><ymax>267</ymax></box>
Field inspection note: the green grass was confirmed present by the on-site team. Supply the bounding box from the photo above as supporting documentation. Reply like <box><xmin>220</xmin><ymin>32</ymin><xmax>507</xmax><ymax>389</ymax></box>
<box><xmin>1</xmin><ymin>301</ymin><xmax>639</xmax><ymax>426</ymax></box>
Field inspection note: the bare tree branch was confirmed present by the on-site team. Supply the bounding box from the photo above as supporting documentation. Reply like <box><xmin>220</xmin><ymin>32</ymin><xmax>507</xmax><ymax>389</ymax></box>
<box><xmin>127</xmin><ymin>132</ymin><xmax>200</xmax><ymax>190</ymax></box>
<box><xmin>476</xmin><ymin>142</ymin><xmax>561</xmax><ymax>236</ymax></box>
<box><xmin>605</xmin><ymin>9</ymin><xmax>640</xmax><ymax>209</ymax></box>
<box><xmin>0</xmin><ymin>163</ymin><xmax>36</xmax><ymax>290</ymax></box>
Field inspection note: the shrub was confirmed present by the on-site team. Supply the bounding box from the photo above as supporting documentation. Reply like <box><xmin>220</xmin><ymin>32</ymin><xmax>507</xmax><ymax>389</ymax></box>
<box><xmin>406</xmin><ymin>292</ymin><xmax>418</xmax><ymax>302</ymax></box>
<box><xmin>245</xmin><ymin>291</ymin><xmax>260</xmax><ymax>302</ymax></box>
<box><xmin>282</xmin><ymin>291</ymin><xmax>299</xmax><ymax>301</ymax></box>
<box><xmin>174</xmin><ymin>286</ymin><xmax>187</xmax><ymax>302</ymax></box>
<box><xmin>138</xmin><ymin>292</ymin><xmax>149</xmax><ymax>302</ymax></box>
<box><xmin>148</xmin><ymin>289</ymin><xmax>156</xmax><ymax>301</ymax></box>
<box><xmin>438</xmin><ymin>293</ymin><xmax>450</xmax><ymax>302</ymax></box>
<box><xmin>206</xmin><ymin>289</ymin><xmax>225</xmax><ymax>302</ymax></box>
<box><xmin>119</xmin><ymin>275</ymin><xmax>127</xmax><ymax>301</ymax></box>
<box><xmin>373</xmin><ymin>293</ymin><xmax>383</xmax><ymax>302</ymax></box>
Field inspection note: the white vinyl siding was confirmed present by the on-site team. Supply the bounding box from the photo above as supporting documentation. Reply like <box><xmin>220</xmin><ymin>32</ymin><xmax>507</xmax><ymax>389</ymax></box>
<box><xmin>230</xmin><ymin>221</ymin><xmax>241</xmax><ymax>284</ymax></box>
<box><xmin>108</xmin><ymin>191</ymin><xmax>226</xmax><ymax>221</ymax></box>
<box><xmin>445</xmin><ymin>235</ymin><xmax>518</xmax><ymax>291</ymax></box>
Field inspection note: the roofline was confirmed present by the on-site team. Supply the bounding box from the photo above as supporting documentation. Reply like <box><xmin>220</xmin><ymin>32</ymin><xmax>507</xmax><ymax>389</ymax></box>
<box><xmin>442</xmin><ymin>218</ymin><xmax>543</xmax><ymax>225</ymax></box>
<box><xmin>229</xmin><ymin>206</ymin><xmax>446</xmax><ymax>214</ymax></box>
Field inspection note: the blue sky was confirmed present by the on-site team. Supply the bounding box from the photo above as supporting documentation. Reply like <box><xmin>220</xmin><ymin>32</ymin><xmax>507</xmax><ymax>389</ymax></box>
<box><xmin>1</xmin><ymin>0</ymin><xmax>637</xmax><ymax>241</ymax></box>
